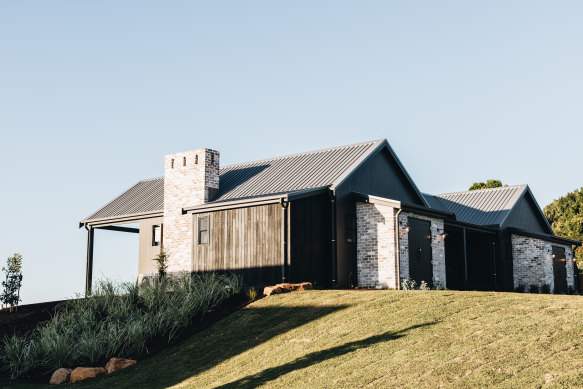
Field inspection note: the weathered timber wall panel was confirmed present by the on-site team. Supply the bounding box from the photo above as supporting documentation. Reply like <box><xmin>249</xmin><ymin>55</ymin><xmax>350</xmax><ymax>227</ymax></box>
<box><xmin>192</xmin><ymin>203</ymin><xmax>283</xmax><ymax>284</ymax></box>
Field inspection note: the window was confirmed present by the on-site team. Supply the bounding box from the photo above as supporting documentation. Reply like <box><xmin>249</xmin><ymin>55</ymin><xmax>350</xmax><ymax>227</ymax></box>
<box><xmin>345</xmin><ymin>215</ymin><xmax>356</xmax><ymax>243</ymax></box>
<box><xmin>152</xmin><ymin>225</ymin><xmax>161</xmax><ymax>246</ymax></box>
<box><xmin>198</xmin><ymin>216</ymin><xmax>210</xmax><ymax>245</ymax></box>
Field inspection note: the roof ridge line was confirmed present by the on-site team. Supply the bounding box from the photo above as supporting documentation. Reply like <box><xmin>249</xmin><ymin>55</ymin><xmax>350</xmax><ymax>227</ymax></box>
<box><xmin>220</xmin><ymin>139</ymin><xmax>383</xmax><ymax>169</ymax></box>
<box><xmin>434</xmin><ymin>184</ymin><xmax>527</xmax><ymax>197</ymax></box>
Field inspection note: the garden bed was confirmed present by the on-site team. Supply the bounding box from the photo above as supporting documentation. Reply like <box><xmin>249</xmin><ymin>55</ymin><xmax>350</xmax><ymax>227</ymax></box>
<box><xmin>0</xmin><ymin>274</ymin><xmax>254</xmax><ymax>384</ymax></box>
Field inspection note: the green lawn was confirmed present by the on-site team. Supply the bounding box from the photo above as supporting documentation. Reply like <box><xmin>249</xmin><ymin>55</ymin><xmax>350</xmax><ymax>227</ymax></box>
<box><xmin>5</xmin><ymin>289</ymin><xmax>583</xmax><ymax>388</ymax></box>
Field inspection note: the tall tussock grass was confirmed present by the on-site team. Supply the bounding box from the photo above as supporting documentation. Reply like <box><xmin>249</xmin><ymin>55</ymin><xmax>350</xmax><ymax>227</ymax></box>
<box><xmin>0</xmin><ymin>273</ymin><xmax>242</xmax><ymax>379</ymax></box>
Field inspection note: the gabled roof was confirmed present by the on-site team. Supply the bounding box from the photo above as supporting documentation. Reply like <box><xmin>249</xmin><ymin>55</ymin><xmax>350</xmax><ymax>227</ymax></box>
<box><xmin>81</xmin><ymin>140</ymin><xmax>386</xmax><ymax>225</ymax></box>
<box><xmin>424</xmin><ymin>185</ymin><xmax>553</xmax><ymax>233</ymax></box>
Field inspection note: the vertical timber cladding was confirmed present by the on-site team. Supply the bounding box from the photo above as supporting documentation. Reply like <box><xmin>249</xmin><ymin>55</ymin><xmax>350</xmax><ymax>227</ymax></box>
<box><xmin>289</xmin><ymin>193</ymin><xmax>332</xmax><ymax>286</ymax></box>
<box><xmin>191</xmin><ymin>203</ymin><xmax>284</xmax><ymax>285</ymax></box>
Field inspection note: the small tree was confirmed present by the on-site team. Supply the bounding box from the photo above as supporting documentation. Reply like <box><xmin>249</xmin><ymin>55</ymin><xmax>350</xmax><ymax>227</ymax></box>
<box><xmin>152</xmin><ymin>246</ymin><xmax>170</xmax><ymax>280</ymax></box>
<box><xmin>1</xmin><ymin>253</ymin><xmax>23</xmax><ymax>312</ymax></box>
<box><xmin>469</xmin><ymin>179</ymin><xmax>505</xmax><ymax>191</ymax></box>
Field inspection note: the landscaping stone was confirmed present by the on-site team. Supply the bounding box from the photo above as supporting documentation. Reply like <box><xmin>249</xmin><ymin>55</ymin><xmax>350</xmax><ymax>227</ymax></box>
<box><xmin>70</xmin><ymin>367</ymin><xmax>106</xmax><ymax>383</ymax></box>
<box><xmin>105</xmin><ymin>357</ymin><xmax>137</xmax><ymax>373</ymax></box>
<box><xmin>49</xmin><ymin>368</ymin><xmax>72</xmax><ymax>385</ymax></box>
<box><xmin>263</xmin><ymin>282</ymin><xmax>313</xmax><ymax>296</ymax></box>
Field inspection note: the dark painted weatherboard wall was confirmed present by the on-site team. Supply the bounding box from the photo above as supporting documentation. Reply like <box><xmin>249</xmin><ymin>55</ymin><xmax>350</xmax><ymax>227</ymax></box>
<box><xmin>191</xmin><ymin>203</ymin><xmax>285</xmax><ymax>285</ymax></box>
<box><xmin>502</xmin><ymin>193</ymin><xmax>552</xmax><ymax>235</ymax></box>
<box><xmin>334</xmin><ymin>147</ymin><xmax>426</xmax><ymax>287</ymax></box>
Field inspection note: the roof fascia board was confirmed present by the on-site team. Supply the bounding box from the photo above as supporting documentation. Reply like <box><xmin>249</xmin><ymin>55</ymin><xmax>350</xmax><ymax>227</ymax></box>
<box><xmin>184</xmin><ymin>197</ymin><xmax>283</xmax><ymax>214</ymax></box>
<box><xmin>80</xmin><ymin>211</ymin><xmax>164</xmax><ymax>228</ymax></box>
<box><xmin>506</xmin><ymin>227</ymin><xmax>580</xmax><ymax>246</ymax></box>
<box><xmin>183</xmin><ymin>187</ymin><xmax>329</xmax><ymax>214</ymax></box>
<box><xmin>401</xmin><ymin>202</ymin><xmax>456</xmax><ymax>220</ymax></box>
<box><xmin>444</xmin><ymin>220</ymin><xmax>500</xmax><ymax>234</ymax></box>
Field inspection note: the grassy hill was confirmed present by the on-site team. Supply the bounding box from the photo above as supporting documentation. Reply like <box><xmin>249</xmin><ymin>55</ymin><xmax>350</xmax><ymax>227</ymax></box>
<box><xmin>5</xmin><ymin>289</ymin><xmax>583</xmax><ymax>388</ymax></box>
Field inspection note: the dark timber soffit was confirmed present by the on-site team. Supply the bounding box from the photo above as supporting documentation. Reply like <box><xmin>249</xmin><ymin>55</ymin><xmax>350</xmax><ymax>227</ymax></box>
<box><xmin>80</xmin><ymin>140</ymin><xmax>384</xmax><ymax>226</ymax></box>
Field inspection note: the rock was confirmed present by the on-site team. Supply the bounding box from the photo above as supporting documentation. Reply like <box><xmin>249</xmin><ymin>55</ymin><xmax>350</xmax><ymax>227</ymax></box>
<box><xmin>263</xmin><ymin>286</ymin><xmax>286</xmax><ymax>297</ymax></box>
<box><xmin>263</xmin><ymin>282</ymin><xmax>313</xmax><ymax>296</ymax></box>
<box><xmin>70</xmin><ymin>367</ymin><xmax>107</xmax><ymax>383</ymax></box>
<box><xmin>105</xmin><ymin>357</ymin><xmax>137</xmax><ymax>373</ymax></box>
<box><xmin>49</xmin><ymin>368</ymin><xmax>72</xmax><ymax>384</ymax></box>
<box><xmin>295</xmin><ymin>282</ymin><xmax>313</xmax><ymax>291</ymax></box>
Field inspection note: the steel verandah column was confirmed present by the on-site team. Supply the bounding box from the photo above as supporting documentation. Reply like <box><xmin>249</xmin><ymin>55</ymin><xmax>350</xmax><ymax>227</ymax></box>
<box><xmin>85</xmin><ymin>226</ymin><xmax>94</xmax><ymax>296</ymax></box>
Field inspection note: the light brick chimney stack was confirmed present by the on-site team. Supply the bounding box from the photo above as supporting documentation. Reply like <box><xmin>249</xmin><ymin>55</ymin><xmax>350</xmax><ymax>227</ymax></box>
<box><xmin>163</xmin><ymin>148</ymin><xmax>219</xmax><ymax>272</ymax></box>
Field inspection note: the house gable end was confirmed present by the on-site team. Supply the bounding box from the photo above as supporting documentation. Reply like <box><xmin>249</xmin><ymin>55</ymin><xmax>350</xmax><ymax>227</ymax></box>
<box><xmin>334</xmin><ymin>142</ymin><xmax>426</xmax><ymax>206</ymax></box>
<box><xmin>501</xmin><ymin>188</ymin><xmax>553</xmax><ymax>235</ymax></box>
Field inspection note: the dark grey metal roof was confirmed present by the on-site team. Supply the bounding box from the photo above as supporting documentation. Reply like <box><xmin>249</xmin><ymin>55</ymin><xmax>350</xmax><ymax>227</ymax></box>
<box><xmin>424</xmin><ymin>185</ymin><xmax>528</xmax><ymax>226</ymax></box>
<box><xmin>81</xmin><ymin>177</ymin><xmax>164</xmax><ymax>224</ymax></box>
<box><xmin>216</xmin><ymin>140</ymin><xmax>382</xmax><ymax>201</ymax></box>
<box><xmin>81</xmin><ymin>140</ymin><xmax>383</xmax><ymax>225</ymax></box>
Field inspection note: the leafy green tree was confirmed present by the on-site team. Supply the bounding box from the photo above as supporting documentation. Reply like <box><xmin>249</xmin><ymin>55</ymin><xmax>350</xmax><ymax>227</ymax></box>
<box><xmin>1</xmin><ymin>253</ymin><xmax>23</xmax><ymax>312</ymax></box>
<box><xmin>469</xmin><ymin>179</ymin><xmax>504</xmax><ymax>191</ymax></box>
<box><xmin>544</xmin><ymin>188</ymin><xmax>583</xmax><ymax>270</ymax></box>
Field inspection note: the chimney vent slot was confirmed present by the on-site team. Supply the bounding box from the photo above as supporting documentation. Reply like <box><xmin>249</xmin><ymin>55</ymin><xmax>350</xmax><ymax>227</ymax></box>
<box><xmin>171</xmin><ymin>159</ymin><xmax>174</xmax><ymax>169</ymax></box>
<box><xmin>195</xmin><ymin>155</ymin><xmax>199</xmax><ymax>164</ymax></box>
<box><xmin>183</xmin><ymin>157</ymin><xmax>186</xmax><ymax>166</ymax></box>
<box><xmin>211</xmin><ymin>153</ymin><xmax>214</xmax><ymax>164</ymax></box>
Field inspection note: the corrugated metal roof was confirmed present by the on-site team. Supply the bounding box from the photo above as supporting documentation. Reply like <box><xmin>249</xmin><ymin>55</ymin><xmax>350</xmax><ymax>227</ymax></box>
<box><xmin>81</xmin><ymin>140</ymin><xmax>382</xmax><ymax>224</ymax></box>
<box><xmin>424</xmin><ymin>185</ymin><xmax>528</xmax><ymax>226</ymax></box>
<box><xmin>82</xmin><ymin>177</ymin><xmax>164</xmax><ymax>223</ymax></box>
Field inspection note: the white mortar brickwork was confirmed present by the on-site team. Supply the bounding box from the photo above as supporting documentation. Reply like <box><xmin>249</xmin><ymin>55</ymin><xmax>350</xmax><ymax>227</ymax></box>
<box><xmin>164</xmin><ymin>148</ymin><xmax>219</xmax><ymax>273</ymax></box>
<box><xmin>356</xmin><ymin>202</ymin><xmax>397</xmax><ymax>288</ymax></box>
<box><xmin>356</xmin><ymin>202</ymin><xmax>446</xmax><ymax>289</ymax></box>
<box><xmin>511</xmin><ymin>234</ymin><xmax>575</xmax><ymax>290</ymax></box>
<box><xmin>398</xmin><ymin>212</ymin><xmax>446</xmax><ymax>288</ymax></box>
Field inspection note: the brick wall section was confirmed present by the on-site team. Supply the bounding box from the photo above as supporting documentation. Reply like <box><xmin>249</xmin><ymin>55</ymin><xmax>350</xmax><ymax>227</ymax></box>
<box><xmin>356</xmin><ymin>202</ymin><xmax>397</xmax><ymax>289</ymax></box>
<box><xmin>511</xmin><ymin>234</ymin><xmax>575</xmax><ymax>290</ymax></box>
<box><xmin>356</xmin><ymin>202</ymin><xmax>446</xmax><ymax>289</ymax></box>
<box><xmin>164</xmin><ymin>148</ymin><xmax>219</xmax><ymax>273</ymax></box>
<box><xmin>398</xmin><ymin>212</ymin><xmax>446</xmax><ymax>288</ymax></box>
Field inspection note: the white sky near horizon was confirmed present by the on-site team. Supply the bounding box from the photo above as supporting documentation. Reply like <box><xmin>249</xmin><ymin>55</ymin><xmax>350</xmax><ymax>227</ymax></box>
<box><xmin>1</xmin><ymin>1</ymin><xmax>582</xmax><ymax>304</ymax></box>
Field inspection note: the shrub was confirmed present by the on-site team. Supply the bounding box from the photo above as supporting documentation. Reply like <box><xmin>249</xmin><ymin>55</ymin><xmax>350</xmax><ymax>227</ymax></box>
<box><xmin>401</xmin><ymin>279</ymin><xmax>417</xmax><ymax>290</ymax></box>
<box><xmin>1</xmin><ymin>253</ymin><xmax>23</xmax><ymax>311</ymax></box>
<box><xmin>0</xmin><ymin>272</ymin><xmax>242</xmax><ymax>378</ymax></box>
<box><xmin>152</xmin><ymin>247</ymin><xmax>170</xmax><ymax>280</ymax></box>
<box><xmin>540</xmin><ymin>284</ymin><xmax>551</xmax><ymax>294</ymax></box>
<box><xmin>514</xmin><ymin>284</ymin><xmax>525</xmax><ymax>293</ymax></box>
<box><xmin>246</xmin><ymin>287</ymin><xmax>258</xmax><ymax>300</ymax></box>
<box><xmin>419</xmin><ymin>281</ymin><xmax>430</xmax><ymax>290</ymax></box>
<box><xmin>529</xmin><ymin>284</ymin><xmax>540</xmax><ymax>294</ymax></box>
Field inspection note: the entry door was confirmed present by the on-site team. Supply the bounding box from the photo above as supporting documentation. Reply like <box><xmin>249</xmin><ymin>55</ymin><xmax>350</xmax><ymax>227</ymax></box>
<box><xmin>552</xmin><ymin>246</ymin><xmax>567</xmax><ymax>294</ymax></box>
<box><xmin>408</xmin><ymin>217</ymin><xmax>433</xmax><ymax>285</ymax></box>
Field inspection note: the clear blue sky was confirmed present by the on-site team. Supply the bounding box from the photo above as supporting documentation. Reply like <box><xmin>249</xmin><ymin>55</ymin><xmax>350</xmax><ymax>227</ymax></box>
<box><xmin>1</xmin><ymin>1</ymin><xmax>582</xmax><ymax>304</ymax></box>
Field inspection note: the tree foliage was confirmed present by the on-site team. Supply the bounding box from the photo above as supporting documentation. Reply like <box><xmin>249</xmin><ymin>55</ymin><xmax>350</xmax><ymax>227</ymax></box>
<box><xmin>544</xmin><ymin>188</ymin><xmax>583</xmax><ymax>270</ymax></box>
<box><xmin>1</xmin><ymin>253</ymin><xmax>23</xmax><ymax>311</ymax></box>
<box><xmin>469</xmin><ymin>179</ymin><xmax>504</xmax><ymax>191</ymax></box>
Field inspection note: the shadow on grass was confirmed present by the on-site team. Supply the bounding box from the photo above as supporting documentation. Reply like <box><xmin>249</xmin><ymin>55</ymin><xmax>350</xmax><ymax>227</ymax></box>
<box><xmin>216</xmin><ymin>321</ymin><xmax>436</xmax><ymax>388</ymax></box>
<box><xmin>79</xmin><ymin>304</ymin><xmax>351</xmax><ymax>389</ymax></box>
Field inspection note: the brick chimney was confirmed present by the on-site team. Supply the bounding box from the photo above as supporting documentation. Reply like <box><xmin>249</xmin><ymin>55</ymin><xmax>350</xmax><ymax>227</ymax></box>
<box><xmin>163</xmin><ymin>148</ymin><xmax>219</xmax><ymax>272</ymax></box>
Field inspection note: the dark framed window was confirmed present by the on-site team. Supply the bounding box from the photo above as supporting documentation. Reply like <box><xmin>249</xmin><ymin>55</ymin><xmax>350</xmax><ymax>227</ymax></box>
<box><xmin>198</xmin><ymin>216</ymin><xmax>210</xmax><ymax>245</ymax></box>
<box><xmin>345</xmin><ymin>215</ymin><xmax>357</xmax><ymax>243</ymax></box>
<box><xmin>152</xmin><ymin>225</ymin><xmax>161</xmax><ymax>246</ymax></box>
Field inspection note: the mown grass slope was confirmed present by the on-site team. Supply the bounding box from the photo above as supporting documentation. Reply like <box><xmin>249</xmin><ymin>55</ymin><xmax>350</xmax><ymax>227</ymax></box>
<box><xmin>6</xmin><ymin>289</ymin><xmax>583</xmax><ymax>388</ymax></box>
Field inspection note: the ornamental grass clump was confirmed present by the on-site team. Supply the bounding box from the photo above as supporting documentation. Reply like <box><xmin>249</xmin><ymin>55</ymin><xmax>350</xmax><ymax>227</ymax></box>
<box><xmin>0</xmin><ymin>273</ymin><xmax>241</xmax><ymax>379</ymax></box>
